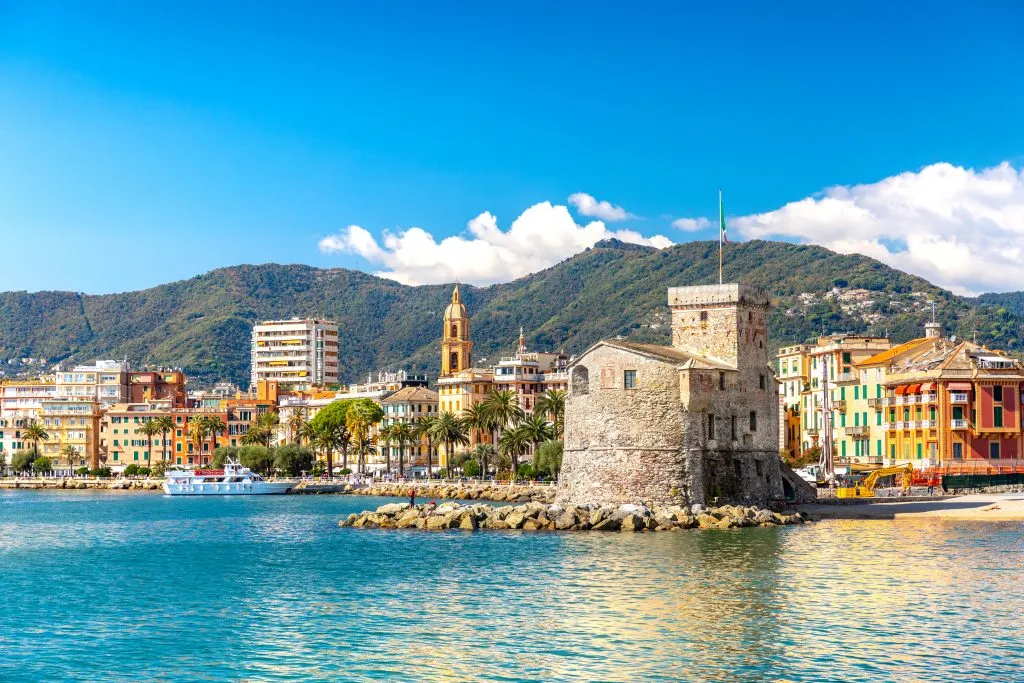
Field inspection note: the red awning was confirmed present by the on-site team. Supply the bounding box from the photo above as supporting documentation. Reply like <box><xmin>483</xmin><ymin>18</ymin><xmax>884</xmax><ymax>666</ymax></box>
<box><xmin>906</xmin><ymin>384</ymin><xmax>922</xmax><ymax>394</ymax></box>
<box><xmin>947</xmin><ymin>382</ymin><xmax>972</xmax><ymax>391</ymax></box>
<box><xmin>894</xmin><ymin>385</ymin><xmax>908</xmax><ymax>395</ymax></box>
<box><xmin>920</xmin><ymin>382</ymin><xmax>935</xmax><ymax>391</ymax></box>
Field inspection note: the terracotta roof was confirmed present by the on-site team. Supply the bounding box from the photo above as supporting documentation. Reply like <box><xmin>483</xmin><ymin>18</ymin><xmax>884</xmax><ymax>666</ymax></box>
<box><xmin>588</xmin><ymin>339</ymin><xmax>735</xmax><ymax>370</ymax></box>
<box><xmin>380</xmin><ymin>386</ymin><xmax>439</xmax><ymax>404</ymax></box>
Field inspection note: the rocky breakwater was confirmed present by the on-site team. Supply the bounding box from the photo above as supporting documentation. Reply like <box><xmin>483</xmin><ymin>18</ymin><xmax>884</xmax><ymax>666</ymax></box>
<box><xmin>340</xmin><ymin>501</ymin><xmax>808</xmax><ymax>532</ymax></box>
<box><xmin>0</xmin><ymin>479</ymin><xmax>162</xmax><ymax>491</ymax></box>
<box><xmin>347</xmin><ymin>482</ymin><xmax>555</xmax><ymax>503</ymax></box>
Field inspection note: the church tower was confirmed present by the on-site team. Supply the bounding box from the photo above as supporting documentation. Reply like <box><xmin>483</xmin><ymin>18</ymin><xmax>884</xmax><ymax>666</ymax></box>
<box><xmin>441</xmin><ymin>284</ymin><xmax>472</xmax><ymax>376</ymax></box>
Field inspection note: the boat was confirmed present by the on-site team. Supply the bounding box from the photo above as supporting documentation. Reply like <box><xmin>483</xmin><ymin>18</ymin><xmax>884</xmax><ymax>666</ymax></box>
<box><xmin>162</xmin><ymin>460</ymin><xmax>293</xmax><ymax>495</ymax></box>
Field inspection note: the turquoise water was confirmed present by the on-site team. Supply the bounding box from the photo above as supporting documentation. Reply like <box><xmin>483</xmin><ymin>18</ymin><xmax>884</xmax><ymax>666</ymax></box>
<box><xmin>1</xmin><ymin>491</ymin><xmax>1022</xmax><ymax>682</ymax></box>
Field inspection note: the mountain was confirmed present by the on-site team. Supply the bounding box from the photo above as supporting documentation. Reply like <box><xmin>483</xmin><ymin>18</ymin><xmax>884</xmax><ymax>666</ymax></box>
<box><xmin>2</xmin><ymin>240</ymin><xmax>1023</xmax><ymax>387</ymax></box>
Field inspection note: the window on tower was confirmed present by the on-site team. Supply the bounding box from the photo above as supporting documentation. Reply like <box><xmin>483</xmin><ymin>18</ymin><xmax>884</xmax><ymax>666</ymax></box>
<box><xmin>450</xmin><ymin>352</ymin><xmax>459</xmax><ymax>372</ymax></box>
<box><xmin>450</xmin><ymin>324</ymin><xmax>458</xmax><ymax>338</ymax></box>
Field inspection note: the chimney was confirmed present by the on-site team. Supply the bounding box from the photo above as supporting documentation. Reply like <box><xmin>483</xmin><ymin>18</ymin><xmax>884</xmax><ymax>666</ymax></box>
<box><xmin>925</xmin><ymin>322</ymin><xmax>942</xmax><ymax>339</ymax></box>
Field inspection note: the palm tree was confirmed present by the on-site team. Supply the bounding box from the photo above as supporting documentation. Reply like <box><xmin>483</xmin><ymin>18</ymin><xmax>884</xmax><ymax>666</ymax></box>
<box><xmin>139</xmin><ymin>419</ymin><xmax>162</xmax><ymax>469</ymax></box>
<box><xmin>482</xmin><ymin>389</ymin><xmax>525</xmax><ymax>472</ymax></box>
<box><xmin>22</xmin><ymin>421</ymin><xmax>49</xmax><ymax>458</ymax></box>
<box><xmin>461</xmin><ymin>403</ymin><xmax>492</xmax><ymax>447</ymax></box>
<box><xmin>154</xmin><ymin>415</ymin><xmax>174</xmax><ymax>463</ymax></box>
<box><xmin>499</xmin><ymin>426</ymin><xmax>532</xmax><ymax>480</ymax></box>
<box><xmin>188</xmin><ymin>420</ymin><xmax>209</xmax><ymax>462</ymax></box>
<box><xmin>431</xmin><ymin>411</ymin><xmax>470</xmax><ymax>478</ymax></box>
<box><xmin>288</xmin><ymin>409</ymin><xmax>308</xmax><ymax>445</ymax></box>
<box><xmin>240</xmin><ymin>426</ymin><xmax>266</xmax><ymax>446</ymax></box>
<box><xmin>203</xmin><ymin>416</ymin><xmax>226</xmax><ymax>453</ymax></box>
<box><xmin>534</xmin><ymin>389</ymin><xmax>566</xmax><ymax>439</ymax></box>
<box><xmin>346</xmin><ymin>402</ymin><xmax>383</xmax><ymax>475</ymax></box>
<box><xmin>256</xmin><ymin>411</ymin><xmax>281</xmax><ymax>449</ymax></box>
<box><xmin>59</xmin><ymin>443</ymin><xmax>78</xmax><ymax>472</ymax></box>
<box><xmin>471</xmin><ymin>443</ymin><xmax>497</xmax><ymax>479</ymax></box>
<box><xmin>414</xmin><ymin>416</ymin><xmax>438</xmax><ymax>479</ymax></box>
<box><xmin>391</xmin><ymin>421</ymin><xmax>414</xmax><ymax>478</ymax></box>
<box><xmin>519</xmin><ymin>413</ymin><xmax>555</xmax><ymax>457</ymax></box>
<box><xmin>378</xmin><ymin>424</ymin><xmax>396</xmax><ymax>474</ymax></box>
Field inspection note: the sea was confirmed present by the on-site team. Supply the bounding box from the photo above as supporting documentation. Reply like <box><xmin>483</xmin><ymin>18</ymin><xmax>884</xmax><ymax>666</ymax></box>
<box><xmin>0</xmin><ymin>490</ymin><xmax>1021</xmax><ymax>682</ymax></box>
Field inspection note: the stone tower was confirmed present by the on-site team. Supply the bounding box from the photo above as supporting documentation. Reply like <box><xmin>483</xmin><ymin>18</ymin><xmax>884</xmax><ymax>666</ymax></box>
<box><xmin>668</xmin><ymin>283</ymin><xmax>770</xmax><ymax>373</ymax></box>
<box><xmin>441</xmin><ymin>284</ymin><xmax>472</xmax><ymax>376</ymax></box>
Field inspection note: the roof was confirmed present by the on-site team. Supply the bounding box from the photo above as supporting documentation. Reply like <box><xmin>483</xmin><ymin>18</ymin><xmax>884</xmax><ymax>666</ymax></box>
<box><xmin>380</xmin><ymin>386</ymin><xmax>439</xmax><ymax>404</ymax></box>
<box><xmin>576</xmin><ymin>339</ymin><xmax>735</xmax><ymax>371</ymax></box>
<box><xmin>856</xmin><ymin>337</ymin><xmax>931</xmax><ymax>366</ymax></box>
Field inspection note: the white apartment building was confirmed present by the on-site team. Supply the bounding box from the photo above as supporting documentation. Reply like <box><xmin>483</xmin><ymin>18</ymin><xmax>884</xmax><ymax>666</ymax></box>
<box><xmin>55</xmin><ymin>360</ymin><xmax>129</xmax><ymax>406</ymax></box>
<box><xmin>250</xmin><ymin>318</ymin><xmax>339</xmax><ymax>390</ymax></box>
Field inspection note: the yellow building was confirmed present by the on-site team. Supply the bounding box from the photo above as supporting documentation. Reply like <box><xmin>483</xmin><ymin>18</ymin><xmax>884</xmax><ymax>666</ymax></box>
<box><xmin>39</xmin><ymin>399</ymin><xmax>102</xmax><ymax>470</ymax></box>
<box><xmin>776</xmin><ymin>343</ymin><xmax>811</xmax><ymax>455</ymax></box>
<box><xmin>380</xmin><ymin>386</ymin><xmax>439</xmax><ymax>473</ymax></box>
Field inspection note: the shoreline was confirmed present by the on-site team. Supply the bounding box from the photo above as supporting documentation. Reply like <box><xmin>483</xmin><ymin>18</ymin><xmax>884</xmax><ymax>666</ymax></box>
<box><xmin>799</xmin><ymin>493</ymin><xmax>1024</xmax><ymax>520</ymax></box>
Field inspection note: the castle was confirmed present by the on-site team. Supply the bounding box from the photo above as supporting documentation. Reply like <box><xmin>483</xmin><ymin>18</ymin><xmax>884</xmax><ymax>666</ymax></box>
<box><xmin>560</xmin><ymin>283</ymin><xmax>805</xmax><ymax>506</ymax></box>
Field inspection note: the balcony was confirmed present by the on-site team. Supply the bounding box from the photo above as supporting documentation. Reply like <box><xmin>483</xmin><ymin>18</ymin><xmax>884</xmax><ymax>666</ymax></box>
<box><xmin>896</xmin><ymin>421</ymin><xmax>909</xmax><ymax>430</ymax></box>
<box><xmin>950</xmin><ymin>393</ymin><xmax>969</xmax><ymax>403</ymax></box>
<box><xmin>921</xmin><ymin>393</ymin><xmax>937</xmax><ymax>404</ymax></box>
<box><xmin>845</xmin><ymin>425</ymin><xmax>870</xmax><ymax>438</ymax></box>
<box><xmin>883</xmin><ymin>422</ymin><xmax>896</xmax><ymax>430</ymax></box>
<box><xmin>951</xmin><ymin>419</ymin><xmax>970</xmax><ymax>430</ymax></box>
<box><xmin>835</xmin><ymin>372</ymin><xmax>856</xmax><ymax>383</ymax></box>
<box><xmin>867</xmin><ymin>397</ymin><xmax>883</xmax><ymax>408</ymax></box>
<box><xmin>895</xmin><ymin>396</ymin><xmax>907</xmax><ymax>405</ymax></box>
<box><xmin>918</xmin><ymin>419</ymin><xmax>935</xmax><ymax>429</ymax></box>
<box><xmin>832</xmin><ymin>399</ymin><xmax>847</xmax><ymax>411</ymax></box>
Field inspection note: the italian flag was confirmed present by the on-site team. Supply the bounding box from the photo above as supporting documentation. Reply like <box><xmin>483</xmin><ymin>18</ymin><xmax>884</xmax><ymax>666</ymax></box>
<box><xmin>720</xmin><ymin>195</ymin><xmax>728</xmax><ymax>243</ymax></box>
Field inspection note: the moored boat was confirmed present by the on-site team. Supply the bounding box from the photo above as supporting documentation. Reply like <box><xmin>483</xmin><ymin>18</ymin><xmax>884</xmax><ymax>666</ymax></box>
<box><xmin>163</xmin><ymin>461</ymin><xmax>292</xmax><ymax>495</ymax></box>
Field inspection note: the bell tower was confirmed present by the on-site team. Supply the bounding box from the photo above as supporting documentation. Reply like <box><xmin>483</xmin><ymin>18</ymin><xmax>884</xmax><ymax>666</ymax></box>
<box><xmin>441</xmin><ymin>284</ymin><xmax>473</xmax><ymax>376</ymax></box>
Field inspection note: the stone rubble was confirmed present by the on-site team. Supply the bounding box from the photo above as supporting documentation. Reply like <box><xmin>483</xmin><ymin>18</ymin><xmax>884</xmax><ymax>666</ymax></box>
<box><xmin>339</xmin><ymin>501</ymin><xmax>809</xmax><ymax>532</ymax></box>
<box><xmin>344</xmin><ymin>482</ymin><xmax>556</xmax><ymax>503</ymax></box>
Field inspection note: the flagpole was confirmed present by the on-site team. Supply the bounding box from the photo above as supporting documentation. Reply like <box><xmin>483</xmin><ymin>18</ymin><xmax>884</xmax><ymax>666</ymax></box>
<box><xmin>718</xmin><ymin>189</ymin><xmax>723</xmax><ymax>285</ymax></box>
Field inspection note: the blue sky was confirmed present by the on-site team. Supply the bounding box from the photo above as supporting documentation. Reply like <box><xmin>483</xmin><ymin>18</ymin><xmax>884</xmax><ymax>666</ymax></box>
<box><xmin>1</xmin><ymin>1</ymin><xmax>1022</xmax><ymax>294</ymax></box>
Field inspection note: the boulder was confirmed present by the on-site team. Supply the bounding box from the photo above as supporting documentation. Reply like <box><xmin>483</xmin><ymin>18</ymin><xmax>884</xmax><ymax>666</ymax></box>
<box><xmin>426</xmin><ymin>515</ymin><xmax>451</xmax><ymax>530</ymax></box>
<box><xmin>505</xmin><ymin>512</ymin><xmax>527</xmax><ymax>529</ymax></box>
<box><xmin>696</xmin><ymin>514</ymin><xmax>720</xmax><ymax>529</ymax></box>
<box><xmin>459</xmin><ymin>514</ymin><xmax>478</xmax><ymax>530</ymax></box>
<box><xmin>592</xmin><ymin>517</ymin><xmax>621</xmax><ymax>531</ymax></box>
<box><xmin>588</xmin><ymin>509</ymin><xmax>605</xmax><ymax>527</ymax></box>
<box><xmin>554</xmin><ymin>511</ymin><xmax>578</xmax><ymax>530</ymax></box>
<box><xmin>376</xmin><ymin>503</ymin><xmax>410</xmax><ymax>515</ymax></box>
<box><xmin>620</xmin><ymin>513</ymin><xmax>644</xmax><ymax>532</ymax></box>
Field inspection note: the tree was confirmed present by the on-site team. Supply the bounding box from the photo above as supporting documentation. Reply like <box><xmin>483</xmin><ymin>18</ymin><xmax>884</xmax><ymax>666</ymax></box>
<box><xmin>462</xmin><ymin>459</ymin><xmax>481</xmax><ymax>477</ymax></box>
<box><xmin>255</xmin><ymin>411</ymin><xmax>281</xmax><ymax>449</ymax></box>
<box><xmin>203</xmin><ymin>416</ymin><xmax>227</xmax><ymax>452</ymax></box>
<box><xmin>188</xmin><ymin>420</ymin><xmax>210</xmax><ymax>461</ymax></box>
<box><xmin>33</xmin><ymin>456</ymin><xmax>53</xmax><ymax>473</ymax></box>
<box><xmin>378</xmin><ymin>424</ymin><xmax>396</xmax><ymax>474</ymax></box>
<box><xmin>274</xmin><ymin>443</ymin><xmax>314</xmax><ymax>477</ymax></box>
<box><xmin>154</xmin><ymin>415</ymin><xmax>175</xmax><ymax>463</ymax></box>
<box><xmin>413</xmin><ymin>416</ymin><xmax>438</xmax><ymax>479</ymax></box>
<box><xmin>238</xmin><ymin>445</ymin><xmax>274</xmax><ymax>475</ymax></box>
<box><xmin>211</xmin><ymin>446</ymin><xmax>239</xmax><ymax>468</ymax></box>
<box><xmin>535</xmin><ymin>389</ymin><xmax>566</xmax><ymax>439</ymax></box>
<box><xmin>288</xmin><ymin>409</ymin><xmax>308</xmax><ymax>445</ymax></box>
<box><xmin>471</xmin><ymin>443</ymin><xmax>497</xmax><ymax>478</ymax></box>
<box><xmin>498</xmin><ymin>426</ymin><xmax>531</xmax><ymax>480</ymax></box>
<box><xmin>390</xmin><ymin>421</ymin><xmax>414</xmax><ymax>477</ymax></box>
<box><xmin>519</xmin><ymin>413</ymin><xmax>555</xmax><ymax>458</ymax></box>
<box><xmin>308</xmin><ymin>399</ymin><xmax>356</xmax><ymax>474</ymax></box>
<box><xmin>139</xmin><ymin>419</ymin><xmax>162</xmax><ymax>469</ymax></box>
<box><xmin>462</xmin><ymin>403</ymin><xmax>495</xmax><ymax>449</ymax></box>
<box><xmin>534</xmin><ymin>440</ymin><xmax>563</xmax><ymax>479</ymax></box>
<box><xmin>59</xmin><ymin>443</ymin><xmax>78</xmax><ymax>471</ymax></box>
<box><xmin>481</xmin><ymin>389</ymin><xmax>524</xmax><ymax>471</ymax></box>
<box><xmin>22</xmin><ymin>421</ymin><xmax>49</xmax><ymax>458</ymax></box>
<box><xmin>345</xmin><ymin>400</ymin><xmax>384</xmax><ymax>475</ymax></box>
<box><xmin>431</xmin><ymin>411</ymin><xmax>470</xmax><ymax>476</ymax></box>
<box><xmin>11</xmin><ymin>449</ymin><xmax>35</xmax><ymax>473</ymax></box>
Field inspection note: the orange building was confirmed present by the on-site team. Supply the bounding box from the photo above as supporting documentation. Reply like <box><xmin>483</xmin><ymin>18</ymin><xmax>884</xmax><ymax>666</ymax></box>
<box><xmin>881</xmin><ymin>333</ymin><xmax>1024</xmax><ymax>469</ymax></box>
<box><xmin>128</xmin><ymin>370</ymin><xmax>187</xmax><ymax>406</ymax></box>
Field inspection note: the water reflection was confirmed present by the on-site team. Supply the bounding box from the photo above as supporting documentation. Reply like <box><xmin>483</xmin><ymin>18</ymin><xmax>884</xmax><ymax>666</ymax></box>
<box><xmin>1</xmin><ymin>491</ymin><xmax>1023</xmax><ymax>682</ymax></box>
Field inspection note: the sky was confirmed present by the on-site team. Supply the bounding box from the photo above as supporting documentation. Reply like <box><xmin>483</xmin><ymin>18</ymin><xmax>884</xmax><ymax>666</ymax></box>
<box><xmin>1</xmin><ymin>1</ymin><xmax>1022</xmax><ymax>296</ymax></box>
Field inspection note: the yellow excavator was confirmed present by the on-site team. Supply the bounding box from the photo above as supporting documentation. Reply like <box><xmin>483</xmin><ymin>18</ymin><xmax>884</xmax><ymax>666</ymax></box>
<box><xmin>836</xmin><ymin>463</ymin><xmax>914</xmax><ymax>498</ymax></box>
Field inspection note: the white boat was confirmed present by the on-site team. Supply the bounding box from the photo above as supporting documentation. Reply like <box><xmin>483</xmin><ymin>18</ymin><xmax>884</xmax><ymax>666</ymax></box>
<box><xmin>163</xmin><ymin>461</ymin><xmax>293</xmax><ymax>495</ymax></box>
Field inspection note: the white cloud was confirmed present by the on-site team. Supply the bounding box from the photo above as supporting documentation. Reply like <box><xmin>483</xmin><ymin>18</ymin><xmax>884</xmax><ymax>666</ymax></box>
<box><xmin>733</xmin><ymin>162</ymin><xmax>1024</xmax><ymax>295</ymax></box>
<box><xmin>671</xmin><ymin>217</ymin><xmax>711</xmax><ymax>232</ymax></box>
<box><xmin>567</xmin><ymin>192</ymin><xmax>636</xmax><ymax>222</ymax></box>
<box><xmin>318</xmin><ymin>201</ymin><xmax>673</xmax><ymax>286</ymax></box>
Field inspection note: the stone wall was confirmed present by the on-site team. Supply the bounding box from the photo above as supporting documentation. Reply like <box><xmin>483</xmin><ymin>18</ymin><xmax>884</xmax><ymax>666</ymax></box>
<box><xmin>560</xmin><ymin>344</ymin><xmax>694</xmax><ymax>505</ymax></box>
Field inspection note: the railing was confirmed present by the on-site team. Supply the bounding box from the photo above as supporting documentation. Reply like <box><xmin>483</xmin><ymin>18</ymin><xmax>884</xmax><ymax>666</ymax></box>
<box><xmin>950</xmin><ymin>393</ymin><xmax>969</xmax><ymax>403</ymax></box>
<box><xmin>950</xmin><ymin>419</ymin><xmax>970</xmax><ymax>429</ymax></box>
<box><xmin>883</xmin><ymin>422</ymin><xmax>896</xmax><ymax>430</ymax></box>
<box><xmin>835</xmin><ymin>372</ymin><xmax>855</xmax><ymax>383</ymax></box>
<box><xmin>832</xmin><ymin>400</ymin><xmax>847</xmax><ymax>411</ymax></box>
<box><xmin>867</xmin><ymin>398</ymin><xmax>883</xmax><ymax>408</ymax></box>
<box><xmin>896</xmin><ymin>421</ymin><xmax>909</xmax><ymax>429</ymax></box>
<box><xmin>921</xmin><ymin>393</ymin><xmax>937</xmax><ymax>403</ymax></box>
<box><xmin>918</xmin><ymin>419</ymin><xmax>935</xmax><ymax>429</ymax></box>
<box><xmin>844</xmin><ymin>425</ymin><xmax>870</xmax><ymax>437</ymax></box>
<box><xmin>895</xmin><ymin>396</ymin><xmax>907</xmax><ymax>405</ymax></box>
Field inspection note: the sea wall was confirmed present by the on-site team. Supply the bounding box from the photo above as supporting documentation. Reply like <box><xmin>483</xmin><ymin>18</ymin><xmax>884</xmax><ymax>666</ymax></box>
<box><xmin>0</xmin><ymin>479</ymin><xmax>162</xmax><ymax>491</ymax></box>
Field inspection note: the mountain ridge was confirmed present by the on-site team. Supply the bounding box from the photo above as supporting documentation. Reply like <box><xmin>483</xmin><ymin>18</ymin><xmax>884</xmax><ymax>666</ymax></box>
<box><xmin>2</xmin><ymin>240</ymin><xmax>1022</xmax><ymax>387</ymax></box>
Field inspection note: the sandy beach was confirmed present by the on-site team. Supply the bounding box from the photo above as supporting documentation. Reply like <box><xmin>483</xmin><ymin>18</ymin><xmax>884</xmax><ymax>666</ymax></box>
<box><xmin>800</xmin><ymin>493</ymin><xmax>1024</xmax><ymax>521</ymax></box>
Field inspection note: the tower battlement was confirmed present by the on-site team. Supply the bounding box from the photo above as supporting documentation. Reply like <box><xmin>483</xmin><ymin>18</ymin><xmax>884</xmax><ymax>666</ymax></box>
<box><xmin>668</xmin><ymin>282</ymin><xmax>770</xmax><ymax>369</ymax></box>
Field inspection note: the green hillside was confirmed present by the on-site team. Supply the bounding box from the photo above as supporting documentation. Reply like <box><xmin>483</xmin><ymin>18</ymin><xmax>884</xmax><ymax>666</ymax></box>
<box><xmin>2</xmin><ymin>240</ymin><xmax>1021</xmax><ymax>386</ymax></box>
